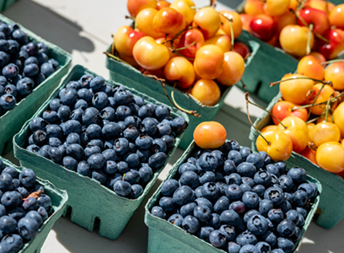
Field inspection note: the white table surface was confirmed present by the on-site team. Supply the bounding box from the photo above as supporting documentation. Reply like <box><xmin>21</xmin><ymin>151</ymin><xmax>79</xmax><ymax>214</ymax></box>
<box><xmin>2</xmin><ymin>0</ymin><xmax>344</xmax><ymax>252</ymax></box>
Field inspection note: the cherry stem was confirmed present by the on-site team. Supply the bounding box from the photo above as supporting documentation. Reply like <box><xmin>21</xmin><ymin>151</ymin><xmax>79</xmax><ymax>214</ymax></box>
<box><xmin>308</xmin><ymin>142</ymin><xmax>317</xmax><ymax>151</ymax></box>
<box><xmin>125</xmin><ymin>15</ymin><xmax>137</xmax><ymax>29</ymax></box>
<box><xmin>240</xmin><ymin>79</ymin><xmax>247</xmax><ymax>89</ymax></box>
<box><xmin>171</xmin><ymin>82</ymin><xmax>200</xmax><ymax>117</ymax></box>
<box><xmin>245</xmin><ymin>92</ymin><xmax>287</xmax><ymax>128</ymax></box>
<box><xmin>245</xmin><ymin>93</ymin><xmax>271</xmax><ymax>145</ymax></box>
<box><xmin>306</xmin><ymin>82</ymin><xmax>325</xmax><ymax>120</ymax></box>
<box><xmin>307</xmin><ymin>23</ymin><xmax>314</xmax><ymax>55</ymax></box>
<box><xmin>219</xmin><ymin>13</ymin><xmax>234</xmax><ymax>48</ymax></box>
<box><xmin>320</xmin><ymin>59</ymin><xmax>344</xmax><ymax>65</ymax></box>
<box><xmin>104</xmin><ymin>52</ymin><xmax>132</xmax><ymax>66</ymax></box>
<box><xmin>297</xmin><ymin>0</ymin><xmax>307</xmax><ymax>11</ymax></box>
<box><xmin>291</xmin><ymin>92</ymin><xmax>344</xmax><ymax>111</ymax></box>
<box><xmin>170</xmin><ymin>41</ymin><xmax>196</xmax><ymax>53</ymax></box>
<box><xmin>325</xmin><ymin>94</ymin><xmax>333</xmax><ymax>123</ymax></box>
<box><xmin>270</xmin><ymin>77</ymin><xmax>332</xmax><ymax>87</ymax></box>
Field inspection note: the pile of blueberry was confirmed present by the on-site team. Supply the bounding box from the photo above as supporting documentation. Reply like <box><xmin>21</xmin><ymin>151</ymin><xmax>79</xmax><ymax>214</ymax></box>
<box><xmin>151</xmin><ymin>141</ymin><xmax>318</xmax><ymax>253</ymax></box>
<box><xmin>0</xmin><ymin>159</ymin><xmax>53</xmax><ymax>253</ymax></box>
<box><xmin>0</xmin><ymin>22</ymin><xmax>59</xmax><ymax>115</ymax></box>
<box><xmin>25</xmin><ymin>75</ymin><xmax>187</xmax><ymax>199</ymax></box>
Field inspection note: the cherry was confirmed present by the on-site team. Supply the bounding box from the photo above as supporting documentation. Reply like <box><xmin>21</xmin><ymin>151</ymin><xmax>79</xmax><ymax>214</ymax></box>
<box><xmin>136</xmin><ymin>8</ymin><xmax>165</xmax><ymax>39</ymax></box>
<box><xmin>261</xmin><ymin>125</ymin><xmax>278</xmax><ymax>133</ymax></box>
<box><xmin>297</xmin><ymin>7</ymin><xmax>330</xmax><ymax>35</ymax></box>
<box><xmin>217</xmin><ymin>51</ymin><xmax>245</xmax><ymax>86</ymax></box>
<box><xmin>316</xmin><ymin>142</ymin><xmax>344</xmax><ymax>173</ymax></box>
<box><xmin>153</xmin><ymin>7</ymin><xmax>186</xmax><ymax>37</ymax></box>
<box><xmin>113</xmin><ymin>26</ymin><xmax>145</xmax><ymax>57</ymax></box>
<box><xmin>299</xmin><ymin>147</ymin><xmax>317</xmax><ymax>165</ymax></box>
<box><xmin>309</xmin><ymin>52</ymin><xmax>326</xmax><ymax>64</ymax></box>
<box><xmin>324</xmin><ymin>62</ymin><xmax>344</xmax><ymax>90</ymax></box>
<box><xmin>319</xmin><ymin>29</ymin><xmax>344</xmax><ymax>60</ymax></box>
<box><xmin>249</xmin><ymin>14</ymin><xmax>276</xmax><ymax>42</ymax></box>
<box><xmin>219</xmin><ymin>11</ymin><xmax>242</xmax><ymax>39</ymax></box>
<box><xmin>170</xmin><ymin>0</ymin><xmax>195</xmax><ymax>25</ymax></box>
<box><xmin>164</xmin><ymin>56</ymin><xmax>195</xmax><ymax>89</ymax></box>
<box><xmin>264</xmin><ymin>0</ymin><xmax>290</xmax><ymax>17</ymax></box>
<box><xmin>240</xmin><ymin>14</ymin><xmax>253</xmax><ymax>32</ymax></box>
<box><xmin>244</xmin><ymin>0</ymin><xmax>265</xmax><ymax>16</ymax></box>
<box><xmin>232</xmin><ymin>42</ymin><xmax>250</xmax><ymax>59</ymax></box>
<box><xmin>156</xmin><ymin>0</ymin><xmax>170</xmax><ymax>10</ymax></box>
<box><xmin>280</xmin><ymin>25</ymin><xmax>314</xmax><ymax>57</ymax></box>
<box><xmin>190</xmin><ymin>79</ymin><xmax>221</xmax><ymax>106</ymax></box>
<box><xmin>193</xmin><ymin>45</ymin><xmax>224</xmax><ymax>80</ymax></box>
<box><xmin>204</xmin><ymin>35</ymin><xmax>231</xmax><ymax>53</ymax></box>
<box><xmin>308</xmin><ymin>83</ymin><xmax>335</xmax><ymax>116</ymax></box>
<box><xmin>127</xmin><ymin>0</ymin><xmax>156</xmax><ymax>17</ymax></box>
<box><xmin>273</xmin><ymin>11</ymin><xmax>296</xmax><ymax>36</ymax></box>
<box><xmin>193</xmin><ymin>7</ymin><xmax>221</xmax><ymax>39</ymax></box>
<box><xmin>329</xmin><ymin>4</ymin><xmax>344</xmax><ymax>29</ymax></box>
<box><xmin>312</xmin><ymin>122</ymin><xmax>341</xmax><ymax>147</ymax></box>
<box><xmin>296</xmin><ymin>55</ymin><xmax>325</xmax><ymax>80</ymax></box>
<box><xmin>194</xmin><ymin>122</ymin><xmax>227</xmax><ymax>149</ymax></box>
<box><xmin>178</xmin><ymin>28</ymin><xmax>205</xmax><ymax>59</ymax></box>
<box><xmin>271</xmin><ymin>101</ymin><xmax>308</xmax><ymax>125</ymax></box>
<box><xmin>333</xmin><ymin>102</ymin><xmax>344</xmax><ymax>137</ymax></box>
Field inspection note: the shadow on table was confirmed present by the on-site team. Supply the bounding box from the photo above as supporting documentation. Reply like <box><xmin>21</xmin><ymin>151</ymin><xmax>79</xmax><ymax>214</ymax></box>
<box><xmin>3</xmin><ymin>0</ymin><xmax>94</xmax><ymax>54</ymax></box>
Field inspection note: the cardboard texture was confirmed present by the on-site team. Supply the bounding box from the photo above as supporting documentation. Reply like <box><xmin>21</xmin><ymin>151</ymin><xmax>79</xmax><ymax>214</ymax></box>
<box><xmin>0</xmin><ymin>0</ymin><xmax>17</xmax><ymax>12</ymax></box>
<box><xmin>13</xmin><ymin>65</ymin><xmax>189</xmax><ymax>240</ymax></box>
<box><xmin>248</xmin><ymin>93</ymin><xmax>344</xmax><ymax>229</ymax></box>
<box><xmin>0</xmin><ymin>14</ymin><xmax>72</xmax><ymax>155</ymax></box>
<box><xmin>144</xmin><ymin>140</ymin><xmax>322</xmax><ymax>253</ymax></box>
<box><xmin>0</xmin><ymin>157</ymin><xmax>68</xmax><ymax>253</ymax></box>
<box><xmin>105</xmin><ymin>39</ymin><xmax>259</xmax><ymax>150</ymax></box>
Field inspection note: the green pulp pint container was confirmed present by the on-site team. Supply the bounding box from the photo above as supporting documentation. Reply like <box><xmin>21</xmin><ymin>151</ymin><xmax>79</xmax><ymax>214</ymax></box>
<box><xmin>0</xmin><ymin>0</ymin><xmax>18</xmax><ymax>12</ymax></box>
<box><xmin>105</xmin><ymin>39</ymin><xmax>259</xmax><ymax>150</ymax></box>
<box><xmin>144</xmin><ymin>140</ymin><xmax>321</xmax><ymax>253</ymax></box>
<box><xmin>0</xmin><ymin>157</ymin><xmax>68</xmax><ymax>253</ymax></box>
<box><xmin>13</xmin><ymin>65</ymin><xmax>189</xmax><ymax>240</ymax></box>
<box><xmin>0</xmin><ymin>14</ymin><xmax>72</xmax><ymax>155</ymax></box>
<box><xmin>249</xmin><ymin>93</ymin><xmax>344</xmax><ymax>229</ymax></box>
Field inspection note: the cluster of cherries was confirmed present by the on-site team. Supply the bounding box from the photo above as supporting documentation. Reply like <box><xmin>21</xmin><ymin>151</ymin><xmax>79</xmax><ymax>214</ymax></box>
<box><xmin>111</xmin><ymin>0</ymin><xmax>250</xmax><ymax>107</ymax></box>
<box><xmin>241</xmin><ymin>0</ymin><xmax>344</xmax><ymax>59</ymax></box>
<box><xmin>255</xmin><ymin>56</ymin><xmax>344</xmax><ymax>177</ymax></box>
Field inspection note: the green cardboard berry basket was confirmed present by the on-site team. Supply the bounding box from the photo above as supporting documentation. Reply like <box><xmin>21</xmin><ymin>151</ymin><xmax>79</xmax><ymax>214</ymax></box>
<box><xmin>248</xmin><ymin>93</ymin><xmax>344</xmax><ymax>229</ymax></box>
<box><xmin>0</xmin><ymin>14</ymin><xmax>72</xmax><ymax>155</ymax></box>
<box><xmin>0</xmin><ymin>157</ymin><xmax>68</xmax><ymax>253</ymax></box>
<box><xmin>0</xmin><ymin>0</ymin><xmax>18</xmax><ymax>12</ymax></box>
<box><xmin>13</xmin><ymin>64</ymin><xmax>189</xmax><ymax>240</ymax></box>
<box><xmin>105</xmin><ymin>38</ymin><xmax>259</xmax><ymax>150</ymax></box>
<box><xmin>144</xmin><ymin>140</ymin><xmax>322</xmax><ymax>253</ymax></box>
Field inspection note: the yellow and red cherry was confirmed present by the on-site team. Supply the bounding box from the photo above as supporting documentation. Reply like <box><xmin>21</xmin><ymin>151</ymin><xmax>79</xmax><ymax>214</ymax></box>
<box><xmin>232</xmin><ymin>42</ymin><xmax>250</xmax><ymax>59</ymax></box>
<box><xmin>333</xmin><ymin>102</ymin><xmax>344</xmax><ymax>137</ymax></box>
<box><xmin>296</xmin><ymin>55</ymin><xmax>325</xmax><ymax>80</ymax></box>
<box><xmin>193</xmin><ymin>7</ymin><xmax>221</xmax><ymax>39</ymax></box>
<box><xmin>307</xmin><ymin>122</ymin><xmax>315</xmax><ymax>142</ymax></box>
<box><xmin>249</xmin><ymin>14</ymin><xmax>276</xmax><ymax>42</ymax></box>
<box><xmin>299</xmin><ymin>147</ymin><xmax>317</xmax><ymax>165</ymax></box>
<box><xmin>113</xmin><ymin>26</ymin><xmax>145</xmax><ymax>57</ymax></box>
<box><xmin>240</xmin><ymin>14</ymin><xmax>253</xmax><ymax>31</ymax></box>
<box><xmin>308</xmin><ymin>83</ymin><xmax>335</xmax><ymax>115</ymax></box>
<box><xmin>324</xmin><ymin>62</ymin><xmax>344</xmax><ymax>90</ymax></box>
<box><xmin>204</xmin><ymin>35</ymin><xmax>231</xmax><ymax>52</ymax></box>
<box><xmin>289</xmin><ymin>0</ymin><xmax>298</xmax><ymax>11</ymax></box>
<box><xmin>264</xmin><ymin>0</ymin><xmax>290</xmax><ymax>17</ymax></box>
<box><xmin>279</xmin><ymin>74</ymin><xmax>314</xmax><ymax>105</ymax></box>
<box><xmin>244</xmin><ymin>0</ymin><xmax>265</xmax><ymax>16</ymax></box>
<box><xmin>271</xmin><ymin>101</ymin><xmax>308</xmax><ymax>125</ymax></box>
<box><xmin>155</xmin><ymin>36</ymin><xmax>178</xmax><ymax>59</ymax></box>
<box><xmin>217</xmin><ymin>51</ymin><xmax>245</xmax><ymax>86</ymax></box>
<box><xmin>261</xmin><ymin>125</ymin><xmax>278</xmax><ymax>133</ymax></box>
<box><xmin>277</xmin><ymin>116</ymin><xmax>308</xmax><ymax>153</ymax></box>
<box><xmin>280</xmin><ymin>25</ymin><xmax>314</xmax><ymax>57</ymax></box>
<box><xmin>319</xmin><ymin>29</ymin><xmax>344</xmax><ymax>60</ymax></box>
<box><xmin>133</xmin><ymin>36</ymin><xmax>170</xmax><ymax>70</ymax></box>
<box><xmin>136</xmin><ymin>8</ymin><xmax>165</xmax><ymax>38</ymax></box>
<box><xmin>153</xmin><ymin>7</ymin><xmax>185</xmax><ymax>37</ymax></box>
<box><xmin>193</xmin><ymin>121</ymin><xmax>227</xmax><ymax>149</ymax></box>
<box><xmin>178</xmin><ymin>28</ymin><xmax>204</xmax><ymax>59</ymax></box>
<box><xmin>256</xmin><ymin>130</ymin><xmax>293</xmax><ymax>161</ymax></box>
<box><xmin>164</xmin><ymin>56</ymin><xmax>195</xmax><ymax>89</ymax></box>
<box><xmin>312</xmin><ymin>122</ymin><xmax>341</xmax><ymax>147</ymax></box>
<box><xmin>297</xmin><ymin>7</ymin><xmax>330</xmax><ymax>35</ymax></box>
<box><xmin>190</xmin><ymin>79</ymin><xmax>221</xmax><ymax>106</ymax></box>
<box><xmin>305</xmin><ymin>0</ymin><xmax>332</xmax><ymax>14</ymax></box>
<box><xmin>316</xmin><ymin>142</ymin><xmax>344</xmax><ymax>173</ymax></box>
<box><xmin>329</xmin><ymin>4</ymin><xmax>344</xmax><ymax>29</ymax></box>
<box><xmin>170</xmin><ymin>0</ymin><xmax>195</xmax><ymax>25</ymax></box>
<box><xmin>273</xmin><ymin>11</ymin><xmax>296</xmax><ymax>36</ymax></box>
<box><xmin>219</xmin><ymin>10</ymin><xmax>242</xmax><ymax>39</ymax></box>
<box><xmin>156</xmin><ymin>0</ymin><xmax>170</xmax><ymax>10</ymax></box>
<box><xmin>309</xmin><ymin>52</ymin><xmax>326</xmax><ymax>64</ymax></box>
<box><xmin>127</xmin><ymin>0</ymin><xmax>156</xmax><ymax>17</ymax></box>
<box><xmin>194</xmin><ymin>45</ymin><xmax>224</xmax><ymax>80</ymax></box>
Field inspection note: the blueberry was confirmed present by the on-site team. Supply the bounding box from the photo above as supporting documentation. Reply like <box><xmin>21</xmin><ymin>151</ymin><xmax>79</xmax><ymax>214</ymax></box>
<box><xmin>57</xmin><ymin>105</ymin><xmax>71</xmax><ymax>121</ymax></box>
<box><xmin>66</xmin><ymin>144</ymin><xmax>84</xmax><ymax>161</ymax></box>
<box><xmin>161</xmin><ymin>179</ymin><xmax>179</xmax><ymax>196</ymax></box>
<box><xmin>278</xmin><ymin>200</ymin><xmax>292</xmax><ymax>213</ymax></box>
<box><xmin>264</xmin><ymin>187</ymin><xmax>284</xmax><ymax>205</ymax></box>
<box><xmin>214</xmin><ymin>196</ymin><xmax>230</xmax><ymax>214</ymax></box>
<box><xmin>19</xmin><ymin>169</ymin><xmax>36</xmax><ymax>188</ymax></box>
<box><xmin>219</xmin><ymin>224</ymin><xmax>236</xmax><ymax>241</ymax></box>
<box><xmin>277</xmin><ymin>219</ymin><xmax>296</xmax><ymax>237</ymax></box>
<box><xmin>246</xmin><ymin>153</ymin><xmax>264</xmax><ymax>169</ymax></box>
<box><xmin>113</xmin><ymin>180</ymin><xmax>132</xmax><ymax>197</ymax></box>
<box><xmin>25</xmin><ymin>210</ymin><xmax>43</xmax><ymax>226</ymax></box>
<box><xmin>116</xmin><ymin>105</ymin><xmax>132</xmax><ymax>120</ymax></box>
<box><xmin>48</xmin><ymin>147</ymin><xmax>63</xmax><ymax>162</ymax></box>
<box><xmin>259</xmin><ymin>199</ymin><xmax>274</xmax><ymax>217</ymax></box>
<box><xmin>193</xmin><ymin>205</ymin><xmax>211</xmax><ymax>223</ymax></box>
<box><xmin>117</xmin><ymin>161</ymin><xmax>129</xmax><ymax>174</ymax></box>
<box><xmin>0</xmin><ymin>94</ymin><xmax>16</xmax><ymax>110</ymax></box>
<box><xmin>18</xmin><ymin>217</ymin><xmax>39</xmax><ymax>240</ymax></box>
<box><xmin>124</xmin><ymin>170</ymin><xmax>140</xmax><ymax>184</ymax></box>
<box><xmin>228</xmin><ymin>242</ymin><xmax>241</xmax><ymax>253</ymax></box>
<box><xmin>242</xmin><ymin>177</ymin><xmax>255</xmax><ymax>187</ymax></box>
<box><xmin>293</xmin><ymin>190</ymin><xmax>308</xmax><ymax>206</ymax></box>
<box><xmin>114</xmin><ymin>138</ymin><xmax>130</xmax><ymax>155</ymax></box>
<box><xmin>194</xmin><ymin>197</ymin><xmax>213</xmax><ymax>211</ymax></box>
<box><xmin>141</xmin><ymin>117</ymin><xmax>157</xmax><ymax>136</ymax></box>
<box><xmin>229</xmin><ymin>201</ymin><xmax>246</xmax><ymax>214</ymax></box>
<box><xmin>287</xmin><ymin>167</ymin><xmax>307</xmax><ymax>184</ymax></box>
<box><xmin>236</xmin><ymin>231</ymin><xmax>257</xmax><ymax>246</ymax></box>
<box><xmin>201</xmin><ymin>182</ymin><xmax>220</xmax><ymax>200</ymax></box>
<box><xmin>82</xmin><ymin>107</ymin><xmax>100</xmax><ymax>126</ymax></box>
<box><xmin>220</xmin><ymin>209</ymin><xmax>242</xmax><ymax>228</ymax></box>
<box><xmin>8</xmin><ymin>40</ymin><xmax>20</xmax><ymax>56</ymax></box>
<box><xmin>225</xmin><ymin>184</ymin><xmax>242</xmax><ymax>200</ymax></box>
<box><xmin>247</xmin><ymin>214</ymin><xmax>268</xmax><ymax>236</ymax></box>
<box><xmin>148</xmin><ymin>152</ymin><xmax>167</xmax><ymax>169</ymax></box>
<box><xmin>102</xmin><ymin>122</ymin><xmax>122</xmax><ymax>139</ymax></box>
<box><xmin>199</xmin><ymin>171</ymin><xmax>216</xmax><ymax>185</ymax></box>
<box><xmin>168</xmin><ymin>213</ymin><xmax>183</xmax><ymax>227</ymax></box>
<box><xmin>157</xmin><ymin>123</ymin><xmax>172</xmax><ymax>136</ymax></box>
<box><xmin>89</xmin><ymin>76</ymin><xmax>104</xmax><ymax>91</ymax></box>
<box><xmin>171</xmin><ymin>117</ymin><xmax>188</xmax><ymax>134</ymax></box>
<box><xmin>242</xmin><ymin>191</ymin><xmax>259</xmax><ymax>209</ymax></box>
<box><xmin>138</xmin><ymin>105</ymin><xmax>154</xmax><ymax>118</ymax></box>
<box><xmin>254</xmin><ymin>171</ymin><xmax>271</xmax><ymax>186</ymax></box>
<box><xmin>23</xmin><ymin>63</ymin><xmax>39</xmax><ymax>77</ymax></box>
<box><xmin>91</xmin><ymin>170</ymin><xmax>107</xmax><ymax>184</ymax></box>
<box><xmin>223</xmin><ymin>160</ymin><xmax>236</xmax><ymax>175</ymax></box>
<box><xmin>40</xmin><ymin>62</ymin><xmax>56</xmax><ymax>77</ymax></box>
<box><xmin>2</xmin><ymin>64</ymin><xmax>18</xmax><ymax>79</ymax></box>
<box><xmin>37</xmin><ymin>206</ymin><xmax>48</xmax><ymax>221</ymax></box>
<box><xmin>178</xmin><ymin>163</ymin><xmax>198</xmax><ymax>174</ymax></box>
<box><xmin>275</xmin><ymin>161</ymin><xmax>286</xmax><ymax>175</ymax></box>
<box><xmin>37</xmin><ymin>194</ymin><xmax>52</xmax><ymax>211</ymax></box>
<box><xmin>136</xmin><ymin>149</ymin><xmax>151</xmax><ymax>163</ymax></box>
<box><xmin>182</xmin><ymin>215</ymin><xmax>199</xmax><ymax>234</ymax></box>
<box><xmin>84</xmin><ymin>145</ymin><xmax>101</xmax><ymax>158</ymax></box>
<box><xmin>62</xmin><ymin>156</ymin><xmax>78</xmax><ymax>170</ymax></box>
<box><xmin>277</xmin><ymin>237</ymin><xmax>294</xmax><ymax>253</ymax></box>
<box><xmin>92</xmin><ymin>92</ymin><xmax>108</xmax><ymax>109</ymax></box>
<box><xmin>237</xmin><ymin>162</ymin><xmax>256</xmax><ymax>177</ymax></box>
<box><xmin>138</xmin><ymin>166</ymin><xmax>153</xmax><ymax>183</ymax></box>
<box><xmin>1</xmin><ymin>191</ymin><xmax>21</xmax><ymax>210</ymax></box>
<box><xmin>0</xmin><ymin>52</ymin><xmax>9</xmax><ymax>67</ymax></box>
<box><xmin>27</xmin><ymin>144</ymin><xmax>40</xmax><ymax>154</ymax></box>
<box><xmin>179</xmin><ymin>171</ymin><xmax>199</xmax><ymax>189</ymax></box>
<box><xmin>124</xmin><ymin>115</ymin><xmax>142</xmax><ymax>128</ymax></box>
<box><xmin>77</xmin><ymin>161</ymin><xmax>91</xmax><ymax>176</ymax></box>
<box><xmin>207</xmin><ymin>213</ymin><xmax>221</xmax><ymax>229</ymax></box>
<box><xmin>113</xmin><ymin>88</ymin><xmax>134</xmax><ymax>105</ymax></box>
<box><xmin>291</xmin><ymin>226</ymin><xmax>301</xmax><ymax>241</ymax></box>
<box><xmin>74</xmin><ymin>99</ymin><xmax>88</xmax><ymax>110</ymax></box>
<box><xmin>0</xmin><ymin>216</ymin><xmax>17</xmax><ymax>234</ymax></box>
<box><xmin>86</xmin><ymin>124</ymin><xmax>102</xmax><ymax>139</ymax></box>
<box><xmin>279</xmin><ymin>175</ymin><xmax>294</xmax><ymax>192</ymax></box>
<box><xmin>255</xmin><ymin>241</ymin><xmax>271</xmax><ymax>253</ymax></box>
<box><xmin>180</xmin><ymin>202</ymin><xmax>197</xmax><ymax>217</ymax></box>
<box><xmin>239</xmin><ymin>245</ymin><xmax>259</xmax><ymax>253</ymax></box>
<box><xmin>100</xmin><ymin>107</ymin><xmax>116</xmax><ymax>121</ymax></box>
<box><xmin>228</xmin><ymin>150</ymin><xmax>243</xmax><ymax>165</ymax></box>
<box><xmin>198</xmin><ymin>226</ymin><xmax>214</xmax><ymax>242</ymax></box>
<box><xmin>296</xmin><ymin>207</ymin><xmax>307</xmax><ymax>218</ymax></box>
<box><xmin>1</xmin><ymin>234</ymin><xmax>23</xmax><ymax>252</ymax></box>
<box><xmin>198</xmin><ymin>153</ymin><xmax>218</xmax><ymax>171</ymax></box>
<box><xmin>87</xmin><ymin>153</ymin><xmax>106</xmax><ymax>170</ymax></box>
<box><xmin>266</xmin><ymin>164</ymin><xmax>280</xmax><ymax>177</ymax></box>
<box><xmin>298</xmin><ymin>183</ymin><xmax>317</xmax><ymax>199</ymax></box>
<box><xmin>172</xmin><ymin>185</ymin><xmax>195</xmax><ymax>206</ymax></box>
<box><xmin>4</xmin><ymin>84</ymin><xmax>17</xmax><ymax>97</ymax></box>
<box><xmin>240</xmin><ymin>147</ymin><xmax>252</xmax><ymax>161</ymax></box>
<box><xmin>209</xmin><ymin>229</ymin><xmax>227</xmax><ymax>248</ymax></box>
<box><xmin>151</xmin><ymin>139</ymin><xmax>167</xmax><ymax>153</ymax></box>
<box><xmin>268</xmin><ymin>209</ymin><xmax>284</xmax><ymax>224</ymax></box>
<box><xmin>124</xmin><ymin>153</ymin><xmax>140</xmax><ymax>168</ymax></box>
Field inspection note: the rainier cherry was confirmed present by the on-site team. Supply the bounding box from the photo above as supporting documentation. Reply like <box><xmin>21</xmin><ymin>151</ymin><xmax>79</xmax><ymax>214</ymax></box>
<box><xmin>324</xmin><ymin>62</ymin><xmax>344</xmax><ymax>90</ymax></box>
<box><xmin>204</xmin><ymin>35</ymin><xmax>231</xmax><ymax>53</ymax></box>
<box><xmin>193</xmin><ymin>45</ymin><xmax>224</xmax><ymax>80</ymax></box>
<box><xmin>316</xmin><ymin>142</ymin><xmax>344</xmax><ymax>173</ymax></box>
<box><xmin>164</xmin><ymin>56</ymin><xmax>195</xmax><ymax>89</ymax></box>
<box><xmin>136</xmin><ymin>8</ymin><xmax>165</xmax><ymax>39</ymax></box>
<box><xmin>319</xmin><ymin>29</ymin><xmax>344</xmax><ymax>60</ymax></box>
<box><xmin>152</xmin><ymin>7</ymin><xmax>185</xmax><ymax>37</ymax></box>
<box><xmin>219</xmin><ymin>11</ymin><xmax>242</xmax><ymax>39</ymax></box>
<box><xmin>244</xmin><ymin>0</ymin><xmax>264</xmax><ymax>16</ymax></box>
<box><xmin>240</xmin><ymin>14</ymin><xmax>253</xmax><ymax>32</ymax></box>
<box><xmin>156</xmin><ymin>0</ymin><xmax>170</xmax><ymax>10</ymax></box>
<box><xmin>133</xmin><ymin>36</ymin><xmax>170</xmax><ymax>70</ymax></box>
<box><xmin>193</xmin><ymin>7</ymin><xmax>221</xmax><ymax>39</ymax></box>
<box><xmin>299</xmin><ymin>147</ymin><xmax>317</xmax><ymax>165</ymax></box>
<box><xmin>279</xmin><ymin>74</ymin><xmax>314</xmax><ymax>105</ymax></box>
<box><xmin>273</xmin><ymin>11</ymin><xmax>296</xmax><ymax>36</ymax></box>
<box><xmin>216</xmin><ymin>51</ymin><xmax>245</xmax><ymax>86</ymax></box>
<box><xmin>264</xmin><ymin>0</ymin><xmax>290</xmax><ymax>17</ymax></box>
<box><xmin>308</xmin><ymin>83</ymin><xmax>335</xmax><ymax>116</ymax></box>
<box><xmin>178</xmin><ymin>28</ymin><xmax>204</xmax><ymax>59</ymax></box>
<box><xmin>113</xmin><ymin>26</ymin><xmax>145</xmax><ymax>57</ymax></box>
<box><xmin>297</xmin><ymin>7</ymin><xmax>330</xmax><ymax>35</ymax></box>
<box><xmin>296</xmin><ymin>55</ymin><xmax>325</xmax><ymax>80</ymax></box>
<box><xmin>261</xmin><ymin>125</ymin><xmax>278</xmax><ymax>133</ymax></box>
<box><xmin>333</xmin><ymin>102</ymin><xmax>344</xmax><ymax>137</ymax></box>
<box><xmin>127</xmin><ymin>0</ymin><xmax>156</xmax><ymax>17</ymax></box>
<box><xmin>190</xmin><ymin>79</ymin><xmax>221</xmax><ymax>106</ymax></box>
<box><xmin>194</xmin><ymin>121</ymin><xmax>227</xmax><ymax>149</ymax></box>
<box><xmin>170</xmin><ymin>0</ymin><xmax>195</xmax><ymax>25</ymax></box>
<box><xmin>329</xmin><ymin>4</ymin><xmax>344</xmax><ymax>29</ymax></box>
<box><xmin>232</xmin><ymin>42</ymin><xmax>250</xmax><ymax>59</ymax></box>
<box><xmin>280</xmin><ymin>25</ymin><xmax>314</xmax><ymax>57</ymax></box>
<box><xmin>312</xmin><ymin>122</ymin><xmax>341</xmax><ymax>147</ymax></box>
<box><xmin>271</xmin><ymin>101</ymin><xmax>308</xmax><ymax>125</ymax></box>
